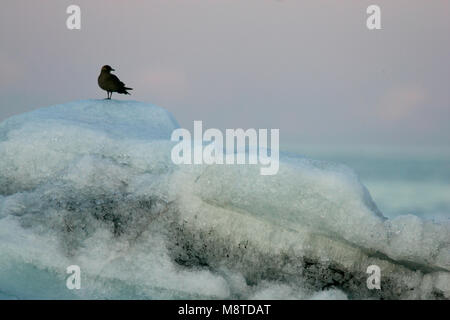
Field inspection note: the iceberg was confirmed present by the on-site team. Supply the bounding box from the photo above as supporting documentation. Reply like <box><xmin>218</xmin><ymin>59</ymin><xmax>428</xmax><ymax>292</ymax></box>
<box><xmin>0</xmin><ymin>99</ymin><xmax>448</xmax><ymax>299</ymax></box>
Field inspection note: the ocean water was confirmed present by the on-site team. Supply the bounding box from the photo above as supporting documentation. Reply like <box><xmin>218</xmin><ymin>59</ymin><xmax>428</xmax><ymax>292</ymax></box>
<box><xmin>0</xmin><ymin>100</ymin><xmax>449</xmax><ymax>300</ymax></box>
<box><xmin>283</xmin><ymin>145</ymin><xmax>450</xmax><ymax>223</ymax></box>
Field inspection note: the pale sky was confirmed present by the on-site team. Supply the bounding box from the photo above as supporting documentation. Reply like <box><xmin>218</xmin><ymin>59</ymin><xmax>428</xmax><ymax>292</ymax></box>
<box><xmin>1</xmin><ymin>0</ymin><xmax>449</xmax><ymax>145</ymax></box>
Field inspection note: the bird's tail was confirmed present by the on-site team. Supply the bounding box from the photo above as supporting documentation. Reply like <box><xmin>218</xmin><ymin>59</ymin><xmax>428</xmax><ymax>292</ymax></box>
<box><xmin>119</xmin><ymin>87</ymin><xmax>133</xmax><ymax>95</ymax></box>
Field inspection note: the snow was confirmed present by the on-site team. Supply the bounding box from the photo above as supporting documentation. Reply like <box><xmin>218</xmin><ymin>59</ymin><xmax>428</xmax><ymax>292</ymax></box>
<box><xmin>0</xmin><ymin>99</ymin><xmax>448</xmax><ymax>299</ymax></box>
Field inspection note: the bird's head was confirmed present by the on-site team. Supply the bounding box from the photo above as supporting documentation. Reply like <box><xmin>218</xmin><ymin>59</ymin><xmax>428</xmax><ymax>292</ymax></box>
<box><xmin>101</xmin><ymin>65</ymin><xmax>115</xmax><ymax>73</ymax></box>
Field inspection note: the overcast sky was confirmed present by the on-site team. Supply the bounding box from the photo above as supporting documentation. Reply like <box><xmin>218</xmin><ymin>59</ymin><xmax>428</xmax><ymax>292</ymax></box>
<box><xmin>1</xmin><ymin>0</ymin><xmax>449</xmax><ymax>146</ymax></box>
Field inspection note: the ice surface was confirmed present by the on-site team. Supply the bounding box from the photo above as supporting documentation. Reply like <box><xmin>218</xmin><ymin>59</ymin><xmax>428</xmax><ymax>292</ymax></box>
<box><xmin>0</xmin><ymin>99</ymin><xmax>448</xmax><ymax>299</ymax></box>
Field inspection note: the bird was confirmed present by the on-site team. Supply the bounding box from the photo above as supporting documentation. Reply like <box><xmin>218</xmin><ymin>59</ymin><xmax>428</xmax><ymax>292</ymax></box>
<box><xmin>98</xmin><ymin>65</ymin><xmax>133</xmax><ymax>99</ymax></box>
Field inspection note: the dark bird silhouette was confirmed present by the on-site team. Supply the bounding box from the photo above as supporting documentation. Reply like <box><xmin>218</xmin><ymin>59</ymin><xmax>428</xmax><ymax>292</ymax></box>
<box><xmin>98</xmin><ymin>65</ymin><xmax>133</xmax><ymax>99</ymax></box>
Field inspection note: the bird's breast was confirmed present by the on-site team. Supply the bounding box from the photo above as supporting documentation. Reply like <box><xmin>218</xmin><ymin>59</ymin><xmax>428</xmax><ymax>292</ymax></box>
<box><xmin>98</xmin><ymin>74</ymin><xmax>111</xmax><ymax>91</ymax></box>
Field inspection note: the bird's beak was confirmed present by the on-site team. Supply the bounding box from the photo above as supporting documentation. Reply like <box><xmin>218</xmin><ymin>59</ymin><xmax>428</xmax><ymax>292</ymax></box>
<box><xmin>111</xmin><ymin>68</ymin><xmax>115</xmax><ymax>71</ymax></box>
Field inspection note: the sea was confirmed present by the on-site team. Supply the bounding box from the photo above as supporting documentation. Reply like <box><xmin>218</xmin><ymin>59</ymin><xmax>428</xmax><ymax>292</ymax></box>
<box><xmin>282</xmin><ymin>144</ymin><xmax>450</xmax><ymax>223</ymax></box>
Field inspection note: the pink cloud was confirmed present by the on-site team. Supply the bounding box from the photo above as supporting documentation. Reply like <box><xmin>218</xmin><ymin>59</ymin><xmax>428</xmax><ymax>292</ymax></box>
<box><xmin>0</xmin><ymin>53</ymin><xmax>25</xmax><ymax>88</ymax></box>
<box><xmin>134</xmin><ymin>67</ymin><xmax>189</xmax><ymax>101</ymax></box>
<box><xmin>376</xmin><ymin>86</ymin><xmax>427</xmax><ymax>121</ymax></box>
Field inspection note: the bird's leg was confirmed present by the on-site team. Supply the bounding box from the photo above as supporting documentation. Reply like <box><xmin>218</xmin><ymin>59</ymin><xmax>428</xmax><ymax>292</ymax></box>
<box><xmin>110</xmin><ymin>92</ymin><xmax>113</xmax><ymax>99</ymax></box>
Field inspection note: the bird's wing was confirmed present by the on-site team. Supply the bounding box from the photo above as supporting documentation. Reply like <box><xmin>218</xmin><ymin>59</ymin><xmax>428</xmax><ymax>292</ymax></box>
<box><xmin>110</xmin><ymin>74</ymin><xmax>125</xmax><ymax>86</ymax></box>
